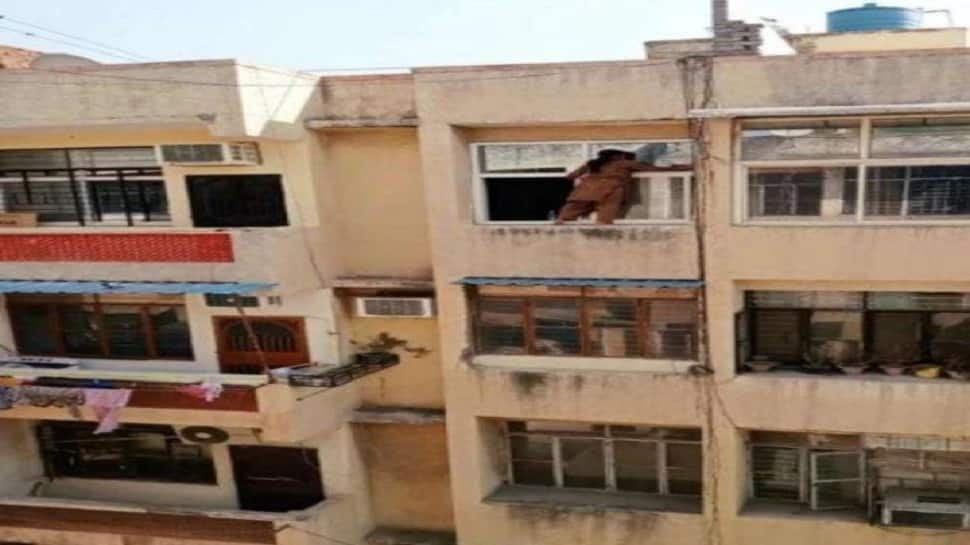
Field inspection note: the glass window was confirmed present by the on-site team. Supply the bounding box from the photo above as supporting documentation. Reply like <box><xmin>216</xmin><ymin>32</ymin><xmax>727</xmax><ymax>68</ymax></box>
<box><xmin>742</xmin><ymin>122</ymin><xmax>861</xmax><ymax>161</ymax></box>
<box><xmin>866</xmin><ymin>166</ymin><xmax>970</xmax><ymax>219</ymax></box>
<box><xmin>588</xmin><ymin>299</ymin><xmax>639</xmax><ymax>357</ymax></box>
<box><xmin>870</xmin><ymin>312</ymin><xmax>923</xmax><ymax>363</ymax></box>
<box><xmin>478</xmin><ymin>143</ymin><xmax>586</xmax><ymax>174</ymax></box>
<box><xmin>9</xmin><ymin>304</ymin><xmax>58</xmax><ymax>355</ymax></box>
<box><xmin>871</xmin><ymin>118</ymin><xmax>970</xmax><ymax>158</ymax></box>
<box><xmin>1</xmin><ymin>180</ymin><xmax>81</xmax><ymax>222</ymax></box>
<box><xmin>809</xmin><ymin>311</ymin><xmax>863</xmax><ymax>365</ymax></box>
<box><xmin>750</xmin><ymin>291</ymin><xmax>864</xmax><ymax>310</ymax></box>
<box><xmin>625</xmin><ymin>175</ymin><xmax>688</xmax><ymax>220</ymax></box>
<box><xmin>559</xmin><ymin>438</ymin><xmax>606</xmax><ymax>488</ymax></box>
<box><xmin>748</xmin><ymin>168</ymin><xmax>857</xmax><ymax>219</ymax></box>
<box><xmin>589</xmin><ymin>142</ymin><xmax>693</xmax><ymax>169</ymax></box>
<box><xmin>39</xmin><ymin>422</ymin><xmax>216</xmax><ymax>484</ymax></box>
<box><xmin>7</xmin><ymin>297</ymin><xmax>192</xmax><ymax>360</ymax></box>
<box><xmin>614</xmin><ymin>440</ymin><xmax>659</xmax><ymax>493</ymax></box>
<box><xmin>646</xmin><ymin>300</ymin><xmax>697</xmax><ymax>359</ymax></box>
<box><xmin>666</xmin><ymin>443</ymin><xmax>703</xmax><ymax>495</ymax></box>
<box><xmin>88</xmin><ymin>180</ymin><xmax>169</xmax><ymax>220</ymax></box>
<box><xmin>750</xmin><ymin>445</ymin><xmax>801</xmax><ymax>501</ymax></box>
<box><xmin>509</xmin><ymin>435</ymin><xmax>555</xmax><ymax>486</ymax></box>
<box><xmin>753</xmin><ymin>310</ymin><xmax>803</xmax><ymax>362</ymax></box>
<box><xmin>483</xmin><ymin>177</ymin><xmax>574</xmax><ymax>221</ymax></box>
<box><xmin>150</xmin><ymin>306</ymin><xmax>193</xmax><ymax>359</ymax></box>
<box><xmin>476</xmin><ymin>298</ymin><xmax>526</xmax><ymax>355</ymax></box>
<box><xmin>533</xmin><ymin>299</ymin><xmax>581</xmax><ymax>356</ymax></box>
<box><xmin>930</xmin><ymin>313</ymin><xmax>970</xmax><ymax>364</ymax></box>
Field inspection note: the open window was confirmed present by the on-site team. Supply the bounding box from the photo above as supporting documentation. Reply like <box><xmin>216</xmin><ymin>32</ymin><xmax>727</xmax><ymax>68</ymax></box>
<box><xmin>187</xmin><ymin>174</ymin><xmax>288</xmax><ymax>227</ymax></box>
<box><xmin>473</xmin><ymin>141</ymin><xmax>693</xmax><ymax>224</ymax></box>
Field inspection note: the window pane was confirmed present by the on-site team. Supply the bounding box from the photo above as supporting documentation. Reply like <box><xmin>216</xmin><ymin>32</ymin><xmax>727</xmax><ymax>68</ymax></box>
<box><xmin>1</xmin><ymin>179</ymin><xmax>81</xmax><ymax>222</ymax></box>
<box><xmin>871</xmin><ymin>119</ymin><xmax>970</xmax><ymax>158</ymax></box>
<box><xmin>753</xmin><ymin>310</ymin><xmax>802</xmax><ymax>362</ymax></box>
<box><xmin>101</xmin><ymin>305</ymin><xmax>149</xmax><ymax>358</ymax></box>
<box><xmin>748</xmin><ymin>168</ymin><xmax>857</xmax><ymax>219</ymax></box>
<box><xmin>866</xmin><ymin>166</ymin><xmax>970</xmax><ymax>219</ymax></box>
<box><xmin>750</xmin><ymin>291</ymin><xmax>864</xmax><ymax>310</ymax></box>
<box><xmin>479</xmin><ymin>143</ymin><xmax>585</xmax><ymax>174</ymax></box>
<box><xmin>509</xmin><ymin>435</ymin><xmax>555</xmax><ymax>486</ymax></box>
<box><xmin>751</xmin><ymin>446</ymin><xmax>801</xmax><ymax>501</ymax></box>
<box><xmin>88</xmin><ymin>180</ymin><xmax>169</xmax><ymax>220</ymax></box>
<box><xmin>149</xmin><ymin>306</ymin><xmax>193</xmax><ymax>358</ymax></box>
<box><xmin>483</xmin><ymin>177</ymin><xmax>572</xmax><ymax>221</ymax></box>
<box><xmin>59</xmin><ymin>304</ymin><xmax>102</xmax><ymax>356</ymax></box>
<box><xmin>625</xmin><ymin>176</ymin><xmax>688</xmax><ymax>220</ymax></box>
<box><xmin>868</xmin><ymin>292</ymin><xmax>970</xmax><ymax>311</ymax></box>
<box><xmin>560</xmin><ymin>438</ymin><xmax>606</xmax><ymax>489</ymax></box>
<box><xmin>589</xmin><ymin>142</ymin><xmax>693</xmax><ymax>168</ymax></box>
<box><xmin>614</xmin><ymin>440</ymin><xmax>659</xmax><ymax>493</ymax></box>
<box><xmin>742</xmin><ymin>122</ymin><xmax>861</xmax><ymax>160</ymax></box>
<box><xmin>666</xmin><ymin>443</ymin><xmax>703</xmax><ymax>495</ymax></box>
<box><xmin>646</xmin><ymin>300</ymin><xmax>697</xmax><ymax>359</ymax></box>
<box><xmin>533</xmin><ymin>299</ymin><xmax>581</xmax><ymax>355</ymax></box>
<box><xmin>870</xmin><ymin>313</ymin><xmax>922</xmax><ymax>363</ymax></box>
<box><xmin>588</xmin><ymin>299</ymin><xmax>639</xmax><ymax>357</ymax></box>
<box><xmin>477</xmin><ymin>298</ymin><xmax>526</xmax><ymax>354</ymax></box>
<box><xmin>930</xmin><ymin>313</ymin><xmax>970</xmax><ymax>364</ymax></box>
<box><xmin>809</xmin><ymin>311</ymin><xmax>863</xmax><ymax>365</ymax></box>
<box><xmin>9</xmin><ymin>305</ymin><xmax>58</xmax><ymax>355</ymax></box>
<box><xmin>0</xmin><ymin>149</ymin><xmax>68</xmax><ymax>170</ymax></box>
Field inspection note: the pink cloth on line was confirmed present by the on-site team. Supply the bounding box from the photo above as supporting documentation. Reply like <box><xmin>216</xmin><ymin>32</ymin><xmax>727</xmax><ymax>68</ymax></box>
<box><xmin>83</xmin><ymin>388</ymin><xmax>132</xmax><ymax>434</ymax></box>
<box><xmin>176</xmin><ymin>379</ymin><xmax>223</xmax><ymax>403</ymax></box>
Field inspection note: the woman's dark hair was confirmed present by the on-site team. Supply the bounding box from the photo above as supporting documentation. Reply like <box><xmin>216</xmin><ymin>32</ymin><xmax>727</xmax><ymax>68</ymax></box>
<box><xmin>586</xmin><ymin>148</ymin><xmax>632</xmax><ymax>173</ymax></box>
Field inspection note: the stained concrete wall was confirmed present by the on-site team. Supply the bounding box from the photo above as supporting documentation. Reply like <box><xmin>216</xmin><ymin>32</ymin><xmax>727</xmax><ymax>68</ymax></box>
<box><xmin>789</xmin><ymin>27</ymin><xmax>970</xmax><ymax>54</ymax></box>
<box><xmin>352</xmin><ymin>316</ymin><xmax>443</xmax><ymax>409</ymax></box>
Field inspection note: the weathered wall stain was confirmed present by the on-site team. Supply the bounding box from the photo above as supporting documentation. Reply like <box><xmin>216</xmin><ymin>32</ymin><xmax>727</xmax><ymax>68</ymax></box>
<box><xmin>511</xmin><ymin>372</ymin><xmax>548</xmax><ymax>396</ymax></box>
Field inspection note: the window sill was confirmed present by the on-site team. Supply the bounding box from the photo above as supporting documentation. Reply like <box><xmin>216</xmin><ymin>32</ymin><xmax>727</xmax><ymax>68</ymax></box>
<box><xmin>474</xmin><ymin>221</ymin><xmax>692</xmax><ymax>227</ymax></box>
<box><xmin>742</xmin><ymin>501</ymin><xmax>867</xmax><ymax>523</ymax></box>
<box><xmin>472</xmin><ymin>354</ymin><xmax>698</xmax><ymax>374</ymax></box>
<box><xmin>738</xmin><ymin>220</ymin><xmax>970</xmax><ymax>228</ymax></box>
<box><xmin>737</xmin><ymin>370</ymin><xmax>970</xmax><ymax>386</ymax></box>
<box><xmin>485</xmin><ymin>484</ymin><xmax>701</xmax><ymax>515</ymax></box>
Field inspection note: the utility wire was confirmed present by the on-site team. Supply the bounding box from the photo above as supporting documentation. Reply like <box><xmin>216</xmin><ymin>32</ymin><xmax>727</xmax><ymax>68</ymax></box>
<box><xmin>0</xmin><ymin>25</ymin><xmax>143</xmax><ymax>63</ymax></box>
<box><xmin>0</xmin><ymin>14</ymin><xmax>150</xmax><ymax>61</ymax></box>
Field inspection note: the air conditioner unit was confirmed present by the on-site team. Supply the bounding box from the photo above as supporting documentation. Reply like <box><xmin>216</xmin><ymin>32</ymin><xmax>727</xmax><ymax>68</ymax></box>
<box><xmin>355</xmin><ymin>297</ymin><xmax>435</xmax><ymax>318</ymax></box>
<box><xmin>881</xmin><ymin>488</ymin><xmax>970</xmax><ymax>529</ymax></box>
<box><xmin>158</xmin><ymin>143</ymin><xmax>261</xmax><ymax>166</ymax></box>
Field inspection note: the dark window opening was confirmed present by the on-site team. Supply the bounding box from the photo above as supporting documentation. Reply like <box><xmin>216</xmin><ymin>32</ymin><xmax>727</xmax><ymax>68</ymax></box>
<box><xmin>229</xmin><ymin>446</ymin><xmax>325</xmax><ymax>512</ymax></box>
<box><xmin>187</xmin><ymin>174</ymin><xmax>288</xmax><ymax>227</ymax></box>
<box><xmin>37</xmin><ymin>422</ymin><xmax>216</xmax><ymax>484</ymax></box>
<box><xmin>484</xmin><ymin>177</ymin><xmax>573</xmax><ymax>221</ymax></box>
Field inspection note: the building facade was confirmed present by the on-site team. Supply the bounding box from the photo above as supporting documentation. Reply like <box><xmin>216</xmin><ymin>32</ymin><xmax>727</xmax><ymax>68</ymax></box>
<box><xmin>2</xmin><ymin>13</ymin><xmax>970</xmax><ymax>545</ymax></box>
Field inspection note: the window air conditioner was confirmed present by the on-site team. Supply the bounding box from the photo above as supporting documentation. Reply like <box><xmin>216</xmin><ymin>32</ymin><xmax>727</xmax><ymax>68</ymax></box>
<box><xmin>158</xmin><ymin>143</ymin><xmax>261</xmax><ymax>166</ymax></box>
<box><xmin>881</xmin><ymin>488</ymin><xmax>970</xmax><ymax>529</ymax></box>
<box><xmin>354</xmin><ymin>297</ymin><xmax>435</xmax><ymax>318</ymax></box>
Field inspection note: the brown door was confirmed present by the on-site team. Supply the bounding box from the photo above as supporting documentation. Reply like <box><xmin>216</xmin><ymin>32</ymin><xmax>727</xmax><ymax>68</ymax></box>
<box><xmin>229</xmin><ymin>446</ymin><xmax>325</xmax><ymax>512</ymax></box>
<box><xmin>214</xmin><ymin>316</ymin><xmax>309</xmax><ymax>374</ymax></box>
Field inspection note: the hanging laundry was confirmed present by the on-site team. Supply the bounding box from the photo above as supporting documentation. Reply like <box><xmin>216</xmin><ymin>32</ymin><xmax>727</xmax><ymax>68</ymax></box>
<box><xmin>16</xmin><ymin>386</ymin><xmax>85</xmax><ymax>418</ymax></box>
<box><xmin>83</xmin><ymin>388</ymin><xmax>132</xmax><ymax>434</ymax></box>
<box><xmin>176</xmin><ymin>379</ymin><xmax>224</xmax><ymax>403</ymax></box>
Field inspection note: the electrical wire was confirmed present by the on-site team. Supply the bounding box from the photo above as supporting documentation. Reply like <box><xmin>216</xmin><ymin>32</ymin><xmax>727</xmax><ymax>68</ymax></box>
<box><xmin>0</xmin><ymin>24</ymin><xmax>143</xmax><ymax>63</ymax></box>
<box><xmin>0</xmin><ymin>14</ymin><xmax>150</xmax><ymax>61</ymax></box>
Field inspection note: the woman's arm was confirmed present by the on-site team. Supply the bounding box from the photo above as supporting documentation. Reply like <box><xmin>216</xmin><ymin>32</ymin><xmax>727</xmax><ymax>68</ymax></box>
<box><xmin>566</xmin><ymin>163</ymin><xmax>590</xmax><ymax>180</ymax></box>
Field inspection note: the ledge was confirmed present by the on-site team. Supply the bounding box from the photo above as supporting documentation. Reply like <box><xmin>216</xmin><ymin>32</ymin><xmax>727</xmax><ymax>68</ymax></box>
<box><xmin>472</xmin><ymin>355</ymin><xmax>696</xmax><ymax>374</ymax></box>
<box><xmin>366</xmin><ymin>527</ymin><xmax>456</xmax><ymax>545</ymax></box>
<box><xmin>351</xmin><ymin>406</ymin><xmax>446</xmax><ymax>425</ymax></box>
<box><xmin>333</xmin><ymin>276</ymin><xmax>435</xmax><ymax>290</ymax></box>
<box><xmin>305</xmin><ymin>117</ymin><xmax>419</xmax><ymax>129</ymax></box>
<box><xmin>741</xmin><ymin>501</ymin><xmax>868</xmax><ymax>524</ymax></box>
<box><xmin>485</xmin><ymin>485</ymin><xmax>701</xmax><ymax>515</ymax></box>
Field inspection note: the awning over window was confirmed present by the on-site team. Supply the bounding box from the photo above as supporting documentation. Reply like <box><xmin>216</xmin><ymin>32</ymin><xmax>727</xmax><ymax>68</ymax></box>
<box><xmin>0</xmin><ymin>280</ymin><xmax>275</xmax><ymax>295</ymax></box>
<box><xmin>456</xmin><ymin>277</ymin><xmax>703</xmax><ymax>289</ymax></box>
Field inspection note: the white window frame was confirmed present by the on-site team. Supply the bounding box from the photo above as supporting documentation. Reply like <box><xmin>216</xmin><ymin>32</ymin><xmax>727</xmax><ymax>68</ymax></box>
<box><xmin>471</xmin><ymin>140</ymin><xmax>694</xmax><ymax>226</ymax></box>
<box><xmin>505</xmin><ymin>423</ymin><xmax>702</xmax><ymax>497</ymax></box>
<box><xmin>735</xmin><ymin>115</ymin><xmax>970</xmax><ymax>226</ymax></box>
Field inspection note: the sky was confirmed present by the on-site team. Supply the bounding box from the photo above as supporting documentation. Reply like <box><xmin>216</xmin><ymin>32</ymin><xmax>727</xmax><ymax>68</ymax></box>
<box><xmin>0</xmin><ymin>0</ymin><xmax>968</xmax><ymax>71</ymax></box>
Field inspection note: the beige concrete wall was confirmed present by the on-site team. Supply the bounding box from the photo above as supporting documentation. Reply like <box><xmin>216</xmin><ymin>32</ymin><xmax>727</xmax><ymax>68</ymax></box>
<box><xmin>356</xmin><ymin>423</ymin><xmax>454</xmax><ymax>531</ymax></box>
<box><xmin>317</xmin><ymin>74</ymin><xmax>416</xmax><ymax>123</ymax></box>
<box><xmin>351</xmin><ymin>316</ymin><xmax>444</xmax><ymax>409</ymax></box>
<box><xmin>318</xmin><ymin>129</ymin><xmax>432</xmax><ymax>280</ymax></box>
<box><xmin>790</xmin><ymin>28</ymin><xmax>970</xmax><ymax>54</ymax></box>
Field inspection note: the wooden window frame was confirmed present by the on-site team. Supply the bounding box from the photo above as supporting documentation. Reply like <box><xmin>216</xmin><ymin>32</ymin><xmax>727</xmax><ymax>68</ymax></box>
<box><xmin>7</xmin><ymin>296</ymin><xmax>193</xmax><ymax>361</ymax></box>
<box><xmin>473</xmin><ymin>290</ymin><xmax>699</xmax><ymax>360</ymax></box>
<box><xmin>505</xmin><ymin>422</ymin><xmax>702</xmax><ymax>497</ymax></box>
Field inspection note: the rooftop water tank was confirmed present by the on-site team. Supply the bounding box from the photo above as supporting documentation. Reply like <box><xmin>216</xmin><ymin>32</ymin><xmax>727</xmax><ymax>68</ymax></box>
<box><xmin>827</xmin><ymin>3</ymin><xmax>923</xmax><ymax>33</ymax></box>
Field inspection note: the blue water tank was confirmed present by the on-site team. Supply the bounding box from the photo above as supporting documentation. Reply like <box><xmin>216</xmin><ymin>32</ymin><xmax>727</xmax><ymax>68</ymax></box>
<box><xmin>827</xmin><ymin>3</ymin><xmax>923</xmax><ymax>33</ymax></box>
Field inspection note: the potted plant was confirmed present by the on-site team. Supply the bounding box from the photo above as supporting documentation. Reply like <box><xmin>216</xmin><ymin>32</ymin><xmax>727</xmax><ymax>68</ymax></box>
<box><xmin>878</xmin><ymin>344</ymin><xmax>918</xmax><ymax>377</ymax></box>
<box><xmin>746</xmin><ymin>358</ymin><xmax>779</xmax><ymax>373</ymax></box>
<box><xmin>944</xmin><ymin>356</ymin><xmax>970</xmax><ymax>380</ymax></box>
<box><xmin>836</xmin><ymin>359</ymin><xmax>871</xmax><ymax>375</ymax></box>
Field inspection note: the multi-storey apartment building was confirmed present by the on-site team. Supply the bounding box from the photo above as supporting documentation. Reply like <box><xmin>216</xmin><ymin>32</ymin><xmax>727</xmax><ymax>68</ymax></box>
<box><xmin>3</xmin><ymin>2</ymin><xmax>970</xmax><ymax>545</ymax></box>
